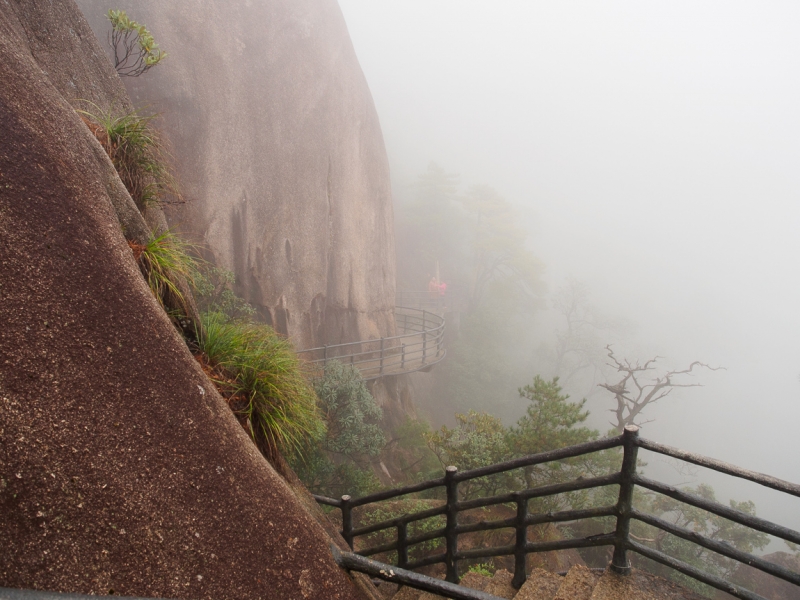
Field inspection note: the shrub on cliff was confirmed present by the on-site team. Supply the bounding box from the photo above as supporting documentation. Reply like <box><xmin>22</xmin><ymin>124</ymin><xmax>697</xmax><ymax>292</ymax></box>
<box><xmin>106</xmin><ymin>9</ymin><xmax>167</xmax><ymax>77</ymax></box>
<box><xmin>198</xmin><ymin>311</ymin><xmax>325</xmax><ymax>461</ymax></box>
<box><xmin>78</xmin><ymin>103</ymin><xmax>179</xmax><ymax>208</ymax></box>
<box><xmin>291</xmin><ymin>361</ymin><xmax>385</xmax><ymax>498</ymax></box>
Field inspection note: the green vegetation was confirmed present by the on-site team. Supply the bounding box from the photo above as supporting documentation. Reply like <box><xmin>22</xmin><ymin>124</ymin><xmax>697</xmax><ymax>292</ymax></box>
<box><xmin>631</xmin><ymin>484</ymin><xmax>769</xmax><ymax>596</ymax></box>
<box><xmin>358</xmin><ymin>499</ymin><xmax>445</xmax><ymax>563</ymax></box>
<box><xmin>78</xmin><ymin>103</ymin><xmax>178</xmax><ymax>208</ymax></box>
<box><xmin>467</xmin><ymin>562</ymin><xmax>494</xmax><ymax>577</ymax></box>
<box><xmin>291</xmin><ymin>360</ymin><xmax>385</xmax><ymax>498</ymax></box>
<box><xmin>193</xmin><ymin>264</ymin><xmax>257</xmax><ymax>320</ymax></box>
<box><xmin>132</xmin><ymin>229</ymin><xmax>197</xmax><ymax>315</ymax></box>
<box><xmin>107</xmin><ymin>10</ymin><xmax>167</xmax><ymax>77</ymax></box>
<box><xmin>198</xmin><ymin>311</ymin><xmax>325</xmax><ymax>460</ymax></box>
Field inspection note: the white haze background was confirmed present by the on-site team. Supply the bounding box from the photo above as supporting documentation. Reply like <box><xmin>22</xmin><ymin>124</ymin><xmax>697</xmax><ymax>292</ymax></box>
<box><xmin>337</xmin><ymin>1</ymin><xmax>800</xmax><ymax>544</ymax></box>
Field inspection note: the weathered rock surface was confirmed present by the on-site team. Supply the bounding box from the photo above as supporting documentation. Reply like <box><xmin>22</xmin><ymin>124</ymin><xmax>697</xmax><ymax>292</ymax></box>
<box><xmin>0</xmin><ymin>2</ymin><xmax>368</xmax><ymax>598</ymax></box>
<box><xmin>76</xmin><ymin>0</ymin><xmax>397</xmax><ymax>351</ymax></box>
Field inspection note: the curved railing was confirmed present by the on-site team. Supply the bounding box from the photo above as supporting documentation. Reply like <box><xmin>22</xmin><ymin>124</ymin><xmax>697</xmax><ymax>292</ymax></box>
<box><xmin>316</xmin><ymin>426</ymin><xmax>800</xmax><ymax>600</ymax></box>
<box><xmin>297</xmin><ymin>307</ymin><xmax>445</xmax><ymax>381</ymax></box>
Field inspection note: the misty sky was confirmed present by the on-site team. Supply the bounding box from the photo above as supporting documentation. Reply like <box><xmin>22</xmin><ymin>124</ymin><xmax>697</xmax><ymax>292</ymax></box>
<box><xmin>337</xmin><ymin>1</ymin><xmax>800</xmax><ymax>534</ymax></box>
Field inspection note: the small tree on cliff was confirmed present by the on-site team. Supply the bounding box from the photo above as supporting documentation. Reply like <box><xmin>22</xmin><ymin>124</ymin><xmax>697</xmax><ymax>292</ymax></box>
<box><xmin>599</xmin><ymin>345</ymin><xmax>722</xmax><ymax>433</ymax></box>
<box><xmin>107</xmin><ymin>10</ymin><xmax>167</xmax><ymax>77</ymax></box>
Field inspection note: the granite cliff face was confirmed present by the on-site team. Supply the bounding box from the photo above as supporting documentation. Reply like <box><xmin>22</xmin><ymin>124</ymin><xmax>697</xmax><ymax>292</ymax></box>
<box><xmin>0</xmin><ymin>2</ymin><xmax>372</xmax><ymax>597</ymax></box>
<box><xmin>76</xmin><ymin>0</ymin><xmax>397</xmax><ymax>351</ymax></box>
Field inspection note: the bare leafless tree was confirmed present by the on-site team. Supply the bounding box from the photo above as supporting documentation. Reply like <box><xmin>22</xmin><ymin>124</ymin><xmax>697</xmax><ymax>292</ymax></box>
<box><xmin>600</xmin><ymin>345</ymin><xmax>723</xmax><ymax>433</ymax></box>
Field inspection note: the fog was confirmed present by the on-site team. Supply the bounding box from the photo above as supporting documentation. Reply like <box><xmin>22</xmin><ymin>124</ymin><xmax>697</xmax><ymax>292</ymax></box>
<box><xmin>337</xmin><ymin>1</ymin><xmax>800</xmax><ymax>545</ymax></box>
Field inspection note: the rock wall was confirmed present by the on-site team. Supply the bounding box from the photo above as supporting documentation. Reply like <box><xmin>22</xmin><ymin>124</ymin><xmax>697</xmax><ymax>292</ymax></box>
<box><xmin>75</xmin><ymin>0</ymin><xmax>397</xmax><ymax>351</ymax></box>
<box><xmin>0</xmin><ymin>2</ymin><xmax>371</xmax><ymax>597</ymax></box>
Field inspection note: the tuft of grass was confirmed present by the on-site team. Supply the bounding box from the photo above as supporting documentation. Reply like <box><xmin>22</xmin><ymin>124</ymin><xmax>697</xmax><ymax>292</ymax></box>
<box><xmin>198</xmin><ymin>311</ymin><xmax>325</xmax><ymax>460</ymax></box>
<box><xmin>467</xmin><ymin>562</ymin><xmax>495</xmax><ymax>577</ymax></box>
<box><xmin>77</xmin><ymin>102</ymin><xmax>179</xmax><ymax>208</ymax></box>
<box><xmin>130</xmin><ymin>229</ymin><xmax>198</xmax><ymax>316</ymax></box>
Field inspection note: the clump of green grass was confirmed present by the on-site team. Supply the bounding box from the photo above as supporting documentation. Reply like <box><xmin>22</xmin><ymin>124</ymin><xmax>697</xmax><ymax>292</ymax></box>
<box><xmin>77</xmin><ymin>102</ymin><xmax>179</xmax><ymax>208</ymax></box>
<box><xmin>198</xmin><ymin>311</ymin><xmax>325</xmax><ymax>461</ymax></box>
<box><xmin>130</xmin><ymin>229</ymin><xmax>198</xmax><ymax>317</ymax></box>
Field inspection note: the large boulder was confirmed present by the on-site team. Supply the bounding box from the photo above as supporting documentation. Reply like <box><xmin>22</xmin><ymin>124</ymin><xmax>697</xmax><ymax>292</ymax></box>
<box><xmin>0</xmin><ymin>2</ymin><xmax>369</xmax><ymax>598</ymax></box>
<box><xmin>75</xmin><ymin>0</ymin><xmax>398</xmax><ymax>351</ymax></box>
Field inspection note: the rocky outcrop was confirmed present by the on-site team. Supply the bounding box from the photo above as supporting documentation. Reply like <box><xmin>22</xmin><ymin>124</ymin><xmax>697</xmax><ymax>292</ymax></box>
<box><xmin>0</xmin><ymin>2</ymin><xmax>369</xmax><ymax>597</ymax></box>
<box><xmin>75</xmin><ymin>0</ymin><xmax>397</xmax><ymax>351</ymax></box>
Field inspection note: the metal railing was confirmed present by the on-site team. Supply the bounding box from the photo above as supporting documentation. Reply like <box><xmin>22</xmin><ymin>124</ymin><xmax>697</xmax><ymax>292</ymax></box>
<box><xmin>315</xmin><ymin>426</ymin><xmax>800</xmax><ymax>600</ymax></box>
<box><xmin>297</xmin><ymin>307</ymin><xmax>445</xmax><ymax>381</ymax></box>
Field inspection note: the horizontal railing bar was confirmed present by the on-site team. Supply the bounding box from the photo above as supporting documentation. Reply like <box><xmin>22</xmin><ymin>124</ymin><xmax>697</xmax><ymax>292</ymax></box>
<box><xmin>354</xmin><ymin>495</ymin><xmax>617</xmax><ymax>547</ymax></box>
<box><xmin>361</xmin><ymin>353</ymin><xmax>446</xmax><ymax>381</ymax></box>
<box><xmin>303</xmin><ymin>330</ymin><xmax>445</xmax><ymax>355</ymax></box>
<box><xmin>298</xmin><ymin>308</ymin><xmax>445</xmax><ymax>356</ymax></box>
<box><xmin>521</xmin><ymin>473</ymin><xmax>621</xmax><ymax>500</ymax></box>
<box><xmin>303</xmin><ymin>337</ymin><xmax>446</xmax><ymax>364</ymax></box>
<box><xmin>455</xmin><ymin>517</ymin><xmax>517</xmax><ymax>535</ymax></box>
<box><xmin>631</xmin><ymin>509</ymin><xmax>800</xmax><ymax>588</ymax></box>
<box><xmin>636</xmin><ymin>438</ymin><xmax>800</xmax><ymax>499</ymax></box>
<box><xmin>355</xmin><ymin>527</ymin><xmax>449</xmax><ymax>557</ymax></box>
<box><xmin>456</xmin><ymin>533</ymin><xmax>617</xmax><ymax>562</ymax></box>
<box><xmin>633</xmin><ymin>475</ymin><xmax>800</xmax><ymax>545</ymax></box>
<box><xmin>359</xmin><ymin>540</ymin><xmax>399</xmax><ymax>557</ymax></box>
<box><xmin>447</xmin><ymin>473</ymin><xmax>620</xmax><ymax>512</ymax></box>
<box><xmin>406</xmin><ymin>526</ymin><xmax>447</xmax><ymax>548</ymax></box>
<box><xmin>526</xmin><ymin>505</ymin><xmax>617</xmax><ymax>526</ymax></box>
<box><xmin>311</xmin><ymin>494</ymin><xmax>340</xmax><ymax>507</ymax></box>
<box><xmin>331</xmin><ymin>546</ymin><xmax>504</xmax><ymax>600</ymax></box>
<box><xmin>351</xmin><ymin>505</ymin><xmax>446</xmax><ymax>537</ymax></box>
<box><xmin>456</xmin><ymin>544</ymin><xmax>515</xmax><ymax>560</ymax></box>
<box><xmin>524</xmin><ymin>533</ymin><xmax>616</xmax><ymax>554</ymax></box>
<box><xmin>627</xmin><ymin>540</ymin><xmax>767</xmax><ymax>600</ymax></box>
<box><xmin>406</xmin><ymin>553</ymin><xmax>447</xmax><ymax>571</ymax></box>
<box><xmin>350</xmin><ymin>478</ymin><xmax>446</xmax><ymax>507</ymax></box>
<box><xmin>456</xmin><ymin>492</ymin><xmax>515</xmax><ymax>511</ymax></box>
<box><xmin>455</xmin><ymin>436</ymin><xmax>624</xmax><ymax>481</ymax></box>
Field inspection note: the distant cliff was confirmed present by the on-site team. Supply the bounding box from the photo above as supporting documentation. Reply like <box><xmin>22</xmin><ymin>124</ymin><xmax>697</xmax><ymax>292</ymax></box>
<box><xmin>76</xmin><ymin>0</ymin><xmax>398</xmax><ymax>351</ymax></box>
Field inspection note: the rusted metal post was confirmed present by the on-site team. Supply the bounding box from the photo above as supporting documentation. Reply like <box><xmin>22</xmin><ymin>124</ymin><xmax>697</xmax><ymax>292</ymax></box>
<box><xmin>397</xmin><ymin>521</ymin><xmax>409</xmax><ymax>569</ymax></box>
<box><xmin>512</xmin><ymin>493</ymin><xmax>528</xmax><ymax>589</ymax></box>
<box><xmin>444</xmin><ymin>466</ymin><xmax>459</xmax><ymax>583</ymax></box>
<box><xmin>380</xmin><ymin>337</ymin><xmax>385</xmax><ymax>376</ymax></box>
<box><xmin>341</xmin><ymin>495</ymin><xmax>354</xmax><ymax>550</ymax></box>
<box><xmin>401</xmin><ymin>343</ymin><xmax>406</xmax><ymax>370</ymax></box>
<box><xmin>610</xmin><ymin>425</ymin><xmax>640</xmax><ymax>574</ymax></box>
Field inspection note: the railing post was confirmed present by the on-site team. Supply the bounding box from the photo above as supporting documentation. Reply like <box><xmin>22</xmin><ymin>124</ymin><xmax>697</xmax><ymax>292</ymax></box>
<box><xmin>341</xmin><ymin>495</ymin><xmax>354</xmax><ymax>550</ymax></box>
<box><xmin>422</xmin><ymin>311</ymin><xmax>428</xmax><ymax>365</ymax></box>
<box><xmin>397</xmin><ymin>521</ymin><xmax>408</xmax><ymax>570</ymax></box>
<box><xmin>512</xmin><ymin>493</ymin><xmax>527</xmax><ymax>589</ymax></box>
<box><xmin>323</xmin><ymin>344</ymin><xmax>328</xmax><ymax>370</ymax></box>
<box><xmin>380</xmin><ymin>337</ymin><xmax>385</xmax><ymax>376</ymax></box>
<box><xmin>444</xmin><ymin>465</ymin><xmax>459</xmax><ymax>583</ymax></box>
<box><xmin>401</xmin><ymin>343</ymin><xmax>406</xmax><ymax>370</ymax></box>
<box><xmin>611</xmin><ymin>425</ymin><xmax>640</xmax><ymax>574</ymax></box>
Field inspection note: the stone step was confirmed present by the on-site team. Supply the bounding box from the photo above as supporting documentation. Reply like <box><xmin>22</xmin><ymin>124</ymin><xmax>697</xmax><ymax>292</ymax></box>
<box><xmin>513</xmin><ymin>568</ymin><xmax>563</xmax><ymax>600</ymax></box>
<box><xmin>552</xmin><ymin>565</ymin><xmax>601</xmax><ymax>600</ymax></box>
<box><xmin>388</xmin><ymin>564</ymin><xmax>704</xmax><ymax>600</ymax></box>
